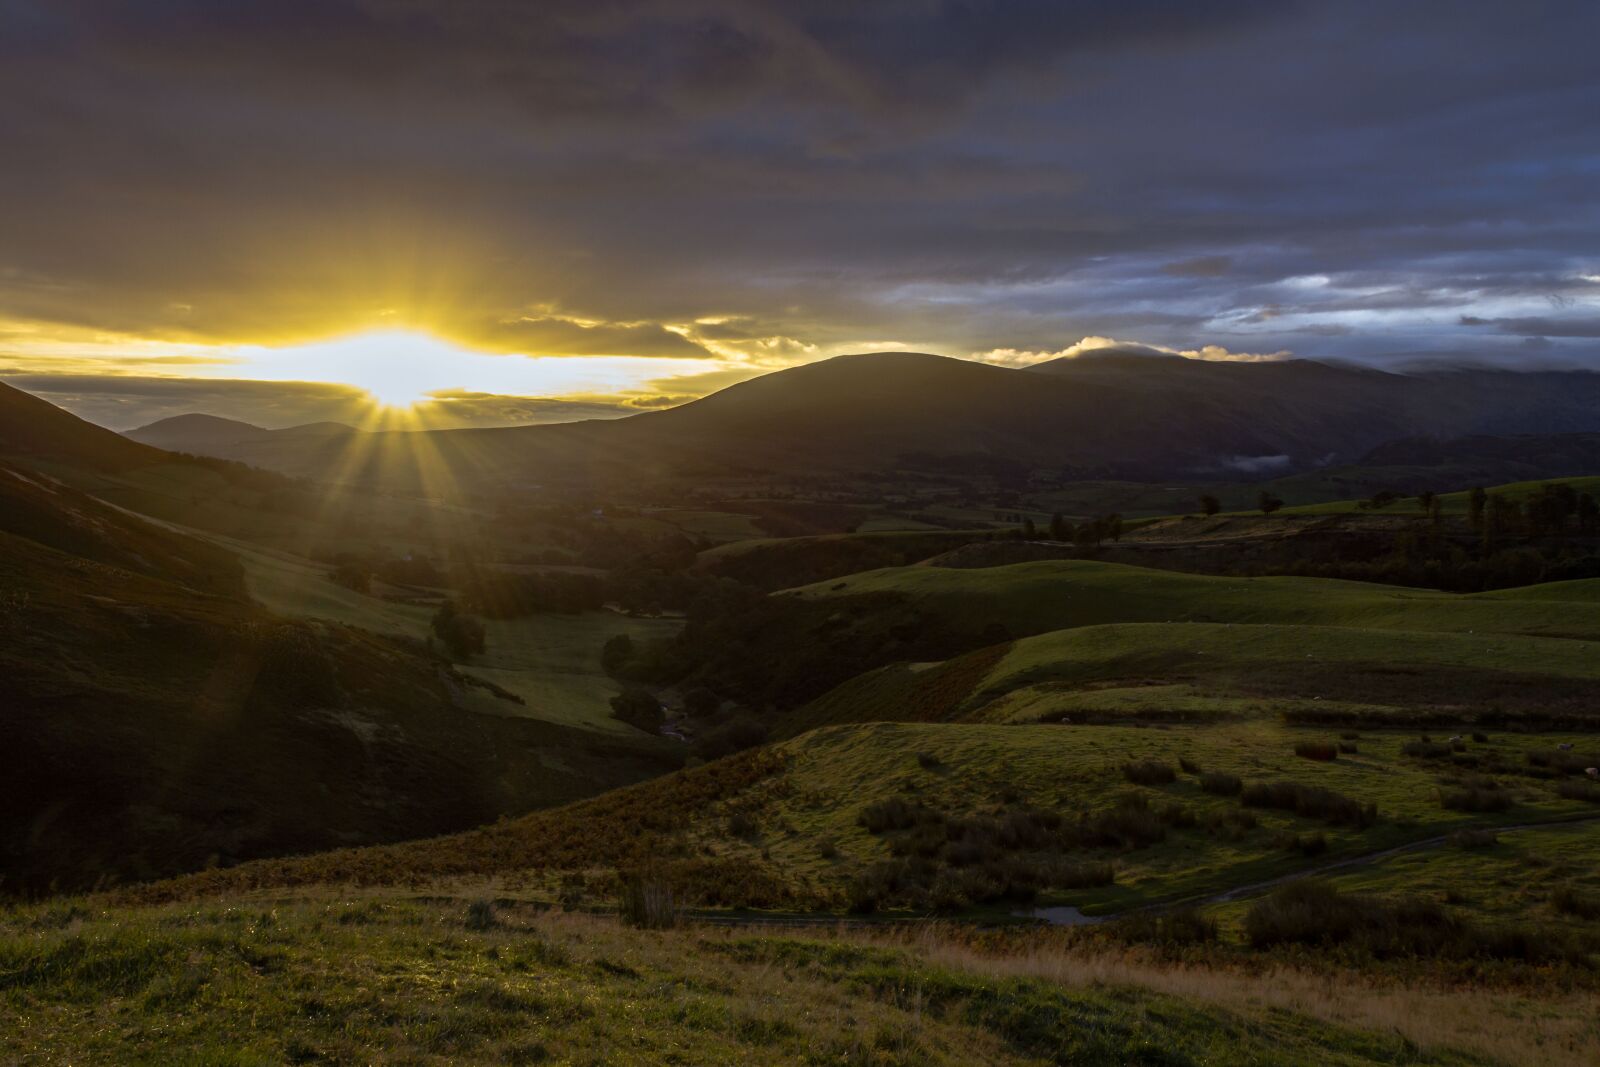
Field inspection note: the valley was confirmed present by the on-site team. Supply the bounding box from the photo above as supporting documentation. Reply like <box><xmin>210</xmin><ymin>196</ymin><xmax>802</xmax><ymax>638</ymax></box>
<box><xmin>3</xmin><ymin>359</ymin><xmax>1600</xmax><ymax>1065</ymax></box>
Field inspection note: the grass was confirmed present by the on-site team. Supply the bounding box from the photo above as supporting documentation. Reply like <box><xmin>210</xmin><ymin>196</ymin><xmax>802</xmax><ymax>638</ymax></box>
<box><xmin>116</xmin><ymin>719</ymin><xmax>1600</xmax><ymax>929</ymax></box>
<box><xmin>458</xmin><ymin>613</ymin><xmax>681</xmax><ymax>734</ymax></box>
<box><xmin>785</xmin><ymin>559</ymin><xmax>1600</xmax><ymax>642</ymax></box>
<box><xmin>1276</xmin><ymin>475</ymin><xmax>1600</xmax><ymax>517</ymax></box>
<box><xmin>174</xmin><ymin>522</ymin><xmax>681</xmax><ymax>736</ymax></box>
<box><xmin>1</xmin><ymin>893</ymin><xmax>1562</xmax><ymax>1066</ymax></box>
<box><xmin>793</xmin><ymin>621</ymin><xmax>1600</xmax><ymax>733</ymax></box>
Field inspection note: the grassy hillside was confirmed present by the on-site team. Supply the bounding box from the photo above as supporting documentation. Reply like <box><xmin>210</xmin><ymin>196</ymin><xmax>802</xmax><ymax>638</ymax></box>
<box><xmin>785</xmin><ymin>559</ymin><xmax>1600</xmax><ymax>641</ymax></box>
<box><xmin>2</xmin><ymin>894</ymin><xmax>1530</xmax><ymax>1067</ymax></box>
<box><xmin>0</xmin><ymin>499</ymin><xmax>677</xmax><ymax>893</ymax></box>
<box><xmin>789</xmin><ymin>621</ymin><xmax>1600</xmax><ymax>736</ymax></box>
<box><xmin>1278</xmin><ymin>475</ymin><xmax>1600</xmax><ymax>516</ymax></box>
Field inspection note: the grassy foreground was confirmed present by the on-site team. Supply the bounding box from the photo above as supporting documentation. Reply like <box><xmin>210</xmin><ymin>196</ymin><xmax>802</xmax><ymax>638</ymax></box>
<box><xmin>7</xmin><ymin>893</ymin><xmax>1590</xmax><ymax>1066</ymax></box>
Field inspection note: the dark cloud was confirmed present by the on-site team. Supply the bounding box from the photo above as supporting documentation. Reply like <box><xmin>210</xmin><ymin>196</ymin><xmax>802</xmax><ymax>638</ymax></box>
<box><xmin>1</xmin><ymin>0</ymin><xmax>1599</xmax><ymax>391</ymax></box>
<box><xmin>1460</xmin><ymin>316</ymin><xmax>1600</xmax><ymax>339</ymax></box>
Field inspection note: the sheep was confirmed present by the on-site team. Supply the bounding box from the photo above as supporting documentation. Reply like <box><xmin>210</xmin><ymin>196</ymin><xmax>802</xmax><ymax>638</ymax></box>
<box><xmin>1557</xmin><ymin>742</ymin><xmax>1574</xmax><ymax>751</ymax></box>
<box><xmin>1587</xmin><ymin>767</ymin><xmax>1599</xmax><ymax>780</ymax></box>
<box><xmin>1447</xmin><ymin>735</ymin><xmax>1463</xmax><ymax>743</ymax></box>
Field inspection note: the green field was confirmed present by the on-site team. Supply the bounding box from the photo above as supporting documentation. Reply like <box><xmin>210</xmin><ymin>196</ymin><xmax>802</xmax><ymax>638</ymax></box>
<box><xmin>460</xmin><ymin>613</ymin><xmax>680</xmax><ymax>734</ymax></box>
<box><xmin>786</xmin><ymin>558</ymin><xmax>1600</xmax><ymax>641</ymax></box>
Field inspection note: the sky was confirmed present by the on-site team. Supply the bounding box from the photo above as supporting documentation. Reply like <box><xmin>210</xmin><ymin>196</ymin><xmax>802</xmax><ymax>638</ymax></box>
<box><xmin>2</xmin><ymin>0</ymin><xmax>1599</xmax><ymax>430</ymax></box>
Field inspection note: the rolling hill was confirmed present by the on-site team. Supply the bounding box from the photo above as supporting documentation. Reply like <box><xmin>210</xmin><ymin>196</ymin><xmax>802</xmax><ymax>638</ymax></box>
<box><xmin>0</xmin><ymin>455</ymin><xmax>677</xmax><ymax>893</ymax></box>
<box><xmin>125</xmin><ymin>412</ymin><xmax>360</xmax><ymax>468</ymax></box>
<box><xmin>97</xmin><ymin>352</ymin><xmax>1600</xmax><ymax>491</ymax></box>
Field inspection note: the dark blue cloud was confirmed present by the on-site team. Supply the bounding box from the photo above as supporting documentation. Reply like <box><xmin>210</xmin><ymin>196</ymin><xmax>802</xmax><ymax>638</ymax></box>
<box><xmin>0</xmin><ymin>0</ymin><xmax>1597</xmax><ymax>378</ymax></box>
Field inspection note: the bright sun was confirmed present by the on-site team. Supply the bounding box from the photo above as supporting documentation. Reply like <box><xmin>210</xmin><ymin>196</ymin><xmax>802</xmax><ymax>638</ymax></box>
<box><xmin>250</xmin><ymin>330</ymin><xmax>478</xmax><ymax>409</ymax></box>
<box><xmin>217</xmin><ymin>327</ymin><xmax>716</xmax><ymax>416</ymax></box>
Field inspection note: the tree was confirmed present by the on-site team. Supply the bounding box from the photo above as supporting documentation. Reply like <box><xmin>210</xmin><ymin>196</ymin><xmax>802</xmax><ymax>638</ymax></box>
<box><xmin>1415</xmin><ymin>490</ymin><xmax>1436</xmax><ymax>512</ymax></box>
<box><xmin>600</xmin><ymin>633</ymin><xmax>634</xmax><ymax>676</ymax></box>
<box><xmin>1198</xmin><ymin>494</ymin><xmax>1221</xmax><ymax>517</ymax></box>
<box><xmin>1106</xmin><ymin>513</ymin><xmax>1124</xmax><ymax>542</ymax></box>
<box><xmin>328</xmin><ymin>561</ymin><xmax>371</xmax><ymax>595</ymax></box>
<box><xmin>1049</xmin><ymin>512</ymin><xmax>1070</xmax><ymax>542</ymax></box>
<box><xmin>1579</xmin><ymin>493</ymin><xmax>1600</xmax><ymax>537</ymax></box>
<box><xmin>1467</xmin><ymin>486</ymin><xmax>1487</xmax><ymax>531</ymax></box>
<box><xmin>1257</xmin><ymin>491</ymin><xmax>1284</xmax><ymax>515</ymax></box>
<box><xmin>431</xmin><ymin>599</ymin><xmax>486</xmax><ymax>659</ymax></box>
<box><xmin>610</xmin><ymin>687</ymin><xmax>664</xmax><ymax>734</ymax></box>
<box><xmin>1021</xmin><ymin>517</ymin><xmax>1037</xmax><ymax>539</ymax></box>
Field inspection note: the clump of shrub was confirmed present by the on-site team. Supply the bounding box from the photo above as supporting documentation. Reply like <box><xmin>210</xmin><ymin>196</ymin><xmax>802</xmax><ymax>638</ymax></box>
<box><xmin>691</xmin><ymin>714</ymin><xmax>769</xmax><ymax>761</ymax></box>
<box><xmin>1471</xmin><ymin>732</ymin><xmax>1489</xmax><ymax>743</ymax></box>
<box><xmin>817</xmin><ymin>839</ymin><xmax>840</xmax><ymax>861</ymax></box>
<box><xmin>1077</xmin><ymin>793</ymin><xmax>1173</xmax><ymax>850</ymax></box>
<box><xmin>915</xmin><ymin>751</ymin><xmax>944</xmax><ymax>771</ymax></box>
<box><xmin>619</xmin><ymin>874</ymin><xmax>677</xmax><ymax>929</ymax></box>
<box><xmin>1244</xmin><ymin>881</ymin><xmax>1589</xmax><ymax>964</ymax></box>
<box><xmin>1111</xmin><ymin>906</ymin><xmax>1219</xmax><ymax>947</ymax></box>
<box><xmin>1402</xmin><ymin>740</ymin><xmax>1453</xmax><ymax>760</ymax></box>
<box><xmin>1122</xmin><ymin>761</ymin><xmax>1176</xmax><ymax>786</ymax></box>
<box><xmin>1449</xmin><ymin>828</ymin><xmax>1499</xmax><ymax>849</ymax></box>
<box><xmin>1275</xmin><ymin>831</ymin><xmax>1328</xmax><ymax>856</ymax></box>
<box><xmin>1338</xmin><ymin>741</ymin><xmax>1359</xmax><ymax>755</ymax></box>
<box><xmin>1551</xmin><ymin>884</ymin><xmax>1600</xmax><ymax>921</ymax></box>
<box><xmin>1202</xmin><ymin>807</ymin><xmax>1257</xmax><ymax>839</ymax></box>
<box><xmin>1529</xmin><ymin>748</ymin><xmax>1600</xmax><ymax>775</ymax></box>
<box><xmin>1294</xmin><ymin>741</ymin><xmax>1338</xmax><ymax>762</ymax></box>
<box><xmin>1178</xmin><ymin>757</ymin><xmax>1201</xmax><ymax>775</ymax></box>
<box><xmin>1556</xmin><ymin>780</ymin><xmax>1600</xmax><ymax>803</ymax></box>
<box><xmin>466</xmin><ymin>898</ymin><xmax>498</xmax><ymax>931</ymax></box>
<box><xmin>610</xmin><ymin>687</ymin><xmax>664</xmax><ymax>734</ymax></box>
<box><xmin>1439</xmin><ymin>778</ymin><xmax>1512</xmax><ymax>812</ymax></box>
<box><xmin>726</xmin><ymin>811</ymin><xmax>760</xmax><ymax>839</ymax></box>
<box><xmin>858</xmin><ymin>798</ymin><xmax>939</xmax><ymax>834</ymax></box>
<box><xmin>1240</xmin><ymin>781</ymin><xmax>1377</xmax><ymax>827</ymax></box>
<box><xmin>1199</xmin><ymin>771</ymin><xmax>1243</xmax><ymax>797</ymax></box>
<box><xmin>1340</xmin><ymin>731</ymin><xmax>1361</xmax><ymax>741</ymax></box>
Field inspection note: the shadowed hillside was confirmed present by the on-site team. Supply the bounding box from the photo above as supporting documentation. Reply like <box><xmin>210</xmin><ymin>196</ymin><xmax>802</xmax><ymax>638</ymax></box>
<box><xmin>101</xmin><ymin>353</ymin><xmax>1600</xmax><ymax>491</ymax></box>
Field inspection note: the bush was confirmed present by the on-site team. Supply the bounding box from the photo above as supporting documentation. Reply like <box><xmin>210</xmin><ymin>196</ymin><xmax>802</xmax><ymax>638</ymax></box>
<box><xmin>600</xmin><ymin>633</ymin><xmax>634</xmax><ymax>676</ymax></box>
<box><xmin>1199</xmin><ymin>771</ymin><xmax>1243</xmax><ymax>796</ymax></box>
<box><xmin>1112</xmin><ymin>906</ymin><xmax>1219</xmax><ymax>947</ymax></box>
<box><xmin>1240</xmin><ymin>781</ymin><xmax>1377</xmax><ymax>827</ymax></box>
<box><xmin>1245</xmin><ymin>881</ymin><xmax>1586</xmax><ymax>963</ymax></box>
<box><xmin>691</xmin><ymin>714</ymin><xmax>768</xmax><ymax>761</ymax></box>
<box><xmin>1294</xmin><ymin>741</ymin><xmax>1338</xmax><ymax>762</ymax></box>
<box><xmin>619</xmin><ymin>875</ymin><xmax>677</xmax><ymax>929</ymax></box>
<box><xmin>915</xmin><ymin>751</ymin><xmax>944</xmax><ymax>771</ymax></box>
<box><xmin>1449</xmin><ymin>828</ymin><xmax>1499</xmax><ymax>849</ymax></box>
<box><xmin>1439</xmin><ymin>780</ymin><xmax>1512</xmax><ymax>812</ymax></box>
<box><xmin>1178</xmin><ymin>757</ymin><xmax>1201</xmax><ymax>775</ymax></box>
<box><xmin>1529</xmin><ymin>748</ymin><xmax>1600</xmax><ymax>775</ymax></box>
<box><xmin>431</xmin><ymin>600</ymin><xmax>486</xmax><ymax>659</ymax></box>
<box><xmin>1077</xmin><ymin>794</ymin><xmax>1168</xmax><ymax>850</ymax></box>
<box><xmin>1122</xmin><ymin>761</ymin><xmax>1176</xmax><ymax>786</ymax></box>
<box><xmin>1556</xmin><ymin>780</ymin><xmax>1600</xmax><ymax>803</ymax></box>
<box><xmin>1338</xmin><ymin>742</ymin><xmax>1359</xmax><ymax>754</ymax></box>
<box><xmin>465</xmin><ymin>898</ymin><xmax>498</xmax><ymax>931</ymax></box>
<box><xmin>609</xmin><ymin>687</ymin><xmax>664</xmax><ymax>734</ymax></box>
<box><xmin>1471</xmin><ymin>732</ymin><xmax>1489</xmax><ymax>743</ymax></box>
<box><xmin>726</xmin><ymin>811</ymin><xmax>760</xmax><ymax>839</ymax></box>
<box><xmin>1402</xmin><ymin>740</ymin><xmax>1453</xmax><ymax>760</ymax></box>
<box><xmin>1283</xmin><ymin>831</ymin><xmax>1328</xmax><ymax>856</ymax></box>
<box><xmin>1551</xmin><ymin>884</ymin><xmax>1600</xmax><ymax>921</ymax></box>
<box><xmin>858</xmin><ymin>798</ymin><xmax>939</xmax><ymax>834</ymax></box>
